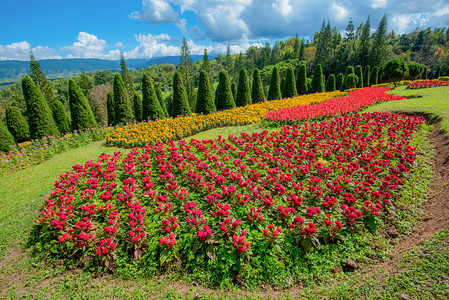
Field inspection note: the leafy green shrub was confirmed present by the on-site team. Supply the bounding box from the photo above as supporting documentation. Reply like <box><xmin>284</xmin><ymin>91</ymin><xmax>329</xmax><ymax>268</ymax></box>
<box><xmin>6</xmin><ymin>106</ymin><xmax>30</xmax><ymax>143</ymax></box>
<box><xmin>0</xmin><ymin>119</ymin><xmax>15</xmax><ymax>152</ymax></box>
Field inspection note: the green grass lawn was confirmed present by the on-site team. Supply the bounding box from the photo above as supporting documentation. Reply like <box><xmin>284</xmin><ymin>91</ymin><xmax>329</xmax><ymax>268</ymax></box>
<box><xmin>1</xmin><ymin>87</ymin><xmax>449</xmax><ymax>299</ymax></box>
<box><xmin>364</xmin><ymin>85</ymin><xmax>449</xmax><ymax>135</ymax></box>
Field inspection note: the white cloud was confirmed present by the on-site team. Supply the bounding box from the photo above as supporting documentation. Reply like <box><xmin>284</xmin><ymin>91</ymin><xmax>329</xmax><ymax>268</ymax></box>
<box><xmin>0</xmin><ymin>41</ymin><xmax>61</xmax><ymax>61</ymax></box>
<box><xmin>176</xmin><ymin>18</ymin><xmax>188</xmax><ymax>34</ymax></box>
<box><xmin>371</xmin><ymin>0</ymin><xmax>387</xmax><ymax>9</ymax></box>
<box><xmin>332</xmin><ymin>2</ymin><xmax>349</xmax><ymax>21</ymax></box>
<box><xmin>61</xmin><ymin>32</ymin><xmax>121</xmax><ymax>59</ymax></box>
<box><xmin>273</xmin><ymin>0</ymin><xmax>292</xmax><ymax>17</ymax></box>
<box><xmin>130</xmin><ymin>0</ymin><xmax>178</xmax><ymax>24</ymax></box>
<box><xmin>124</xmin><ymin>33</ymin><xmax>180</xmax><ymax>58</ymax></box>
<box><xmin>114</xmin><ymin>42</ymin><xmax>124</xmax><ymax>47</ymax></box>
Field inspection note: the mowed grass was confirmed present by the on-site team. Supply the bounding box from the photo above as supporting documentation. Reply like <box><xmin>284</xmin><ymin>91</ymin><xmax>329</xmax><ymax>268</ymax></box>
<box><xmin>0</xmin><ymin>140</ymin><xmax>129</xmax><ymax>256</ymax></box>
<box><xmin>1</xmin><ymin>86</ymin><xmax>449</xmax><ymax>299</ymax></box>
<box><xmin>364</xmin><ymin>85</ymin><xmax>449</xmax><ymax>134</ymax></box>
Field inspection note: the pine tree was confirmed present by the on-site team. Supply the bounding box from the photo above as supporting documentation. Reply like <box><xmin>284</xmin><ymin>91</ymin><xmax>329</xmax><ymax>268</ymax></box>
<box><xmin>179</xmin><ymin>38</ymin><xmax>194</xmax><ymax>108</ymax></box>
<box><xmin>196</xmin><ymin>70</ymin><xmax>216</xmax><ymax>114</ymax></box>
<box><xmin>344</xmin><ymin>18</ymin><xmax>355</xmax><ymax>41</ymax></box>
<box><xmin>22</xmin><ymin>75</ymin><xmax>59</xmax><ymax>139</ymax></box>
<box><xmin>142</xmin><ymin>74</ymin><xmax>165</xmax><ymax>121</ymax></box>
<box><xmin>106</xmin><ymin>92</ymin><xmax>115</xmax><ymax>125</ymax></box>
<box><xmin>311</xmin><ymin>64</ymin><xmax>325</xmax><ymax>93</ymax></box>
<box><xmin>296</xmin><ymin>64</ymin><xmax>308</xmax><ymax>95</ymax></box>
<box><xmin>68</xmin><ymin>79</ymin><xmax>98</xmax><ymax>130</ymax></box>
<box><xmin>235</xmin><ymin>68</ymin><xmax>251</xmax><ymax>107</ymax></box>
<box><xmin>370</xmin><ymin>14</ymin><xmax>389</xmax><ymax>67</ymax></box>
<box><xmin>283</xmin><ymin>67</ymin><xmax>297</xmax><ymax>98</ymax></box>
<box><xmin>370</xmin><ymin>66</ymin><xmax>379</xmax><ymax>85</ymax></box>
<box><xmin>172</xmin><ymin>71</ymin><xmax>192</xmax><ymax>117</ymax></box>
<box><xmin>363</xmin><ymin>65</ymin><xmax>371</xmax><ymax>87</ymax></box>
<box><xmin>156</xmin><ymin>88</ymin><xmax>169</xmax><ymax>118</ymax></box>
<box><xmin>120</xmin><ymin>52</ymin><xmax>134</xmax><ymax>99</ymax></box>
<box><xmin>293</xmin><ymin>33</ymin><xmax>300</xmax><ymax>59</ymax></box>
<box><xmin>325</xmin><ymin>74</ymin><xmax>336</xmax><ymax>92</ymax></box>
<box><xmin>133</xmin><ymin>94</ymin><xmax>143</xmax><ymax>122</ymax></box>
<box><xmin>355</xmin><ymin>65</ymin><xmax>363</xmax><ymax>88</ymax></box>
<box><xmin>268</xmin><ymin>67</ymin><xmax>282</xmax><ymax>100</ymax></box>
<box><xmin>336</xmin><ymin>73</ymin><xmax>344</xmax><ymax>91</ymax></box>
<box><xmin>41</xmin><ymin>80</ymin><xmax>56</xmax><ymax>110</ymax></box>
<box><xmin>215</xmin><ymin>70</ymin><xmax>235</xmax><ymax>111</ymax></box>
<box><xmin>113</xmin><ymin>73</ymin><xmax>134</xmax><ymax>124</ymax></box>
<box><xmin>6</xmin><ymin>106</ymin><xmax>30</xmax><ymax>143</ymax></box>
<box><xmin>226</xmin><ymin>45</ymin><xmax>233</xmax><ymax>76</ymax></box>
<box><xmin>201</xmin><ymin>48</ymin><xmax>211</xmax><ymax>74</ymax></box>
<box><xmin>251</xmin><ymin>68</ymin><xmax>265</xmax><ymax>103</ymax></box>
<box><xmin>52</xmin><ymin>100</ymin><xmax>70</xmax><ymax>134</ymax></box>
<box><xmin>0</xmin><ymin>119</ymin><xmax>15</xmax><ymax>152</ymax></box>
<box><xmin>29</xmin><ymin>51</ymin><xmax>46</xmax><ymax>89</ymax></box>
<box><xmin>315</xmin><ymin>21</ymin><xmax>334</xmax><ymax>74</ymax></box>
<box><xmin>357</xmin><ymin>17</ymin><xmax>371</xmax><ymax>67</ymax></box>
<box><xmin>231</xmin><ymin>82</ymin><xmax>237</xmax><ymax>100</ymax></box>
<box><xmin>299</xmin><ymin>39</ymin><xmax>305</xmax><ymax>61</ymax></box>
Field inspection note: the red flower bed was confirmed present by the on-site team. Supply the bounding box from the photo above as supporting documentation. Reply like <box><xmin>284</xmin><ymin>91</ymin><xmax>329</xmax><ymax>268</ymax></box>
<box><xmin>34</xmin><ymin>112</ymin><xmax>424</xmax><ymax>280</ymax></box>
<box><xmin>406</xmin><ymin>80</ymin><xmax>449</xmax><ymax>89</ymax></box>
<box><xmin>264</xmin><ymin>87</ymin><xmax>406</xmax><ymax>123</ymax></box>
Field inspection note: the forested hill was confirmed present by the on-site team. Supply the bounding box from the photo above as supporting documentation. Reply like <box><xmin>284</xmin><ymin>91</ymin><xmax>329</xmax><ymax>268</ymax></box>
<box><xmin>0</xmin><ymin>55</ymin><xmax>206</xmax><ymax>84</ymax></box>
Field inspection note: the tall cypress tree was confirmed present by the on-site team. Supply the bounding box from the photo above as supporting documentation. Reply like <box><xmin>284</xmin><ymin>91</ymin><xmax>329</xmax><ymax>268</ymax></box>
<box><xmin>156</xmin><ymin>88</ymin><xmax>169</xmax><ymax>118</ymax></box>
<box><xmin>179</xmin><ymin>38</ymin><xmax>194</xmax><ymax>109</ymax></box>
<box><xmin>215</xmin><ymin>70</ymin><xmax>235</xmax><ymax>111</ymax></box>
<box><xmin>133</xmin><ymin>94</ymin><xmax>143</xmax><ymax>122</ymax></box>
<box><xmin>120</xmin><ymin>52</ymin><xmax>134</xmax><ymax>99</ymax></box>
<box><xmin>22</xmin><ymin>75</ymin><xmax>59</xmax><ymax>139</ymax></box>
<box><xmin>370</xmin><ymin>66</ymin><xmax>379</xmax><ymax>85</ymax></box>
<box><xmin>52</xmin><ymin>100</ymin><xmax>70</xmax><ymax>134</ymax></box>
<box><xmin>299</xmin><ymin>39</ymin><xmax>305</xmax><ymax>61</ymax></box>
<box><xmin>196</xmin><ymin>70</ymin><xmax>216</xmax><ymax>114</ymax></box>
<box><xmin>311</xmin><ymin>64</ymin><xmax>325</xmax><ymax>93</ymax></box>
<box><xmin>251</xmin><ymin>68</ymin><xmax>265</xmax><ymax>103</ymax></box>
<box><xmin>142</xmin><ymin>74</ymin><xmax>165</xmax><ymax>121</ymax></box>
<box><xmin>283</xmin><ymin>67</ymin><xmax>297</xmax><ymax>98</ymax></box>
<box><xmin>325</xmin><ymin>74</ymin><xmax>336</xmax><ymax>92</ymax></box>
<box><xmin>370</xmin><ymin>14</ymin><xmax>389</xmax><ymax>67</ymax></box>
<box><xmin>113</xmin><ymin>73</ymin><xmax>134</xmax><ymax>124</ymax></box>
<box><xmin>355</xmin><ymin>65</ymin><xmax>363</xmax><ymax>88</ymax></box>
<box><xmin>201</xmin><ymin>48</ymin><xmax>211</xmax><ymax>74</ymax></box>
<box><xmin>363</xmin><ymin>65</ymin><xmax>371</xmax><ymax>87</ymax></box>
<box><xmin>68</xmin><ymin>79</ymin><xmax>98</xmax><ymax>130</ymax></box>
<box><xmin>235</xmin><ymin>68</ymin><xmax>251</xmax><ymax>107</ymax></box>
<box><xmin>106</xmin><ymin>92</ymin><xmax>115</xmax><ymax>125</ymax></box>
<box><xmin>296</xmin><ymin>64</ymin><xmax>308</xmax><ymax>95</ymax></box>
<box><xmin>268</xmin><ymin>67</ymin><xmax>282</xmax><ymax>100</ymax></box>
<box><xmin>231</xmin><ymin>82</ymin><xmax>237</xmax><ymax>101</ymax></box>
<box><xmin>172</xmin><ymin>71</ymin><xmax>192</xmax><ymax>117</ymax></box>
<box><xmin>336</xmin><ymin>73</ymin><xmax>344</xmax><ymax>91</ymax></box>
<box><xmin>6</xmin><ymin>106</ymin><xmax>30</xmax><ymax>143</ymax></box>
<box><xmin>378</xmin><ymin>66</ymin><xmax>384</xmax><ymax>83</ymax></box>
<box><xmin>341</xmin><ymin>66</ymin><xmax>355</xmax><ymax>90</ymax></box>
<box><xmin>0</xmin><ymin>119</ymin><xmax>15</xmax><ymax>152</ymax></box>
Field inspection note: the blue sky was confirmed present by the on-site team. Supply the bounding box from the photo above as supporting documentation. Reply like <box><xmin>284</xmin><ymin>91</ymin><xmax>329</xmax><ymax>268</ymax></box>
<box><xmin>0</xmin><ymin>0</ymin><xmax>448</xmax><ymax>61</ymax></box>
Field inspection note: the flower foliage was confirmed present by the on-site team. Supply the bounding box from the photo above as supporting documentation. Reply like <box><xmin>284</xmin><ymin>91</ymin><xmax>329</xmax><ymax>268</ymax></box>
<box><xmin>406</xmin><ymin>80</ymin><xmax>449</xmax><ymax>89</ymax></box>
<box><xmin>106</xmin><ymin>91</ymin><xmax>343</xmax><ymax>147</ymax></box>
<box><xmin>34</xmin><ymin>112</ymin><xmax>424</xmax><ymax>282</ymax></box>
<box><xmin>264</xmin><ymin>87</ymin><xmax>406</xmax><ymax>123</ymax></box>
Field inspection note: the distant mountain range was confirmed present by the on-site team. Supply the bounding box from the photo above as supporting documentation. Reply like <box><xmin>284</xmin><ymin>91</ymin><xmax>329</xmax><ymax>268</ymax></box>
<box><xmin>0</xmin><ymin>55</ymin><xmax>210</xmax><ymax>84</ymax></box>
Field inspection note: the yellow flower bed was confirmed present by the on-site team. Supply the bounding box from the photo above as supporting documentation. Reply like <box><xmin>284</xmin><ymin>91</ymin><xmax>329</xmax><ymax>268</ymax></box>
<box><xmin>106</xmin><ymin>91</ymin><xmax>345</xmax><ymax>147</ymax></box>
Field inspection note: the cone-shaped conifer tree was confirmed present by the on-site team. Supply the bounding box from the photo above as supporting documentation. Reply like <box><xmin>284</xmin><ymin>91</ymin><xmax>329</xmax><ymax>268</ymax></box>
<box><xmin>113</xmin><ymin>74</ymin><xmax>134</xmax><ymax>124</ymax></box>
<box><xmin>215</xmin><ymin>70</ymin><xmax>235</xmax><ymax>111</ymax></box>
<box><xmin>325</xmin><ymin>74</ymin><xmax>336</xmax><ymax>92</ymax></box>
<box><xmin>196</xmin><ymin>70</ymin><xmax>216</xmax><ymax>114</ymax></box>
<box><xmin>6</xmin><ymin>106</ymin><xmax>30</xmax><ymax>143</ymax></box>
<box><xmin>142</xmin><ymin>74</ymin><xmax>165</xmax><ymax>121</ymax></box>
<box><xmin>311</xmin><ymin>64</ymin><xmax>325</xmax><ymax>93</ymax></box>
<box><xmin>296</xmin><ymin>64</ymin><xmax>308</xmax><ymax>95</ymax></box>
<box><xmin>235</xmin><ymin>68</ymin><xmax>251</xmax><ymax>107</ymax></box>
<box><xmin>52</xmin><ymin>100</ymin><xmax>70</xmax><ymax>134</ymax></box>
<box><xmin>251</xmin><ymin>68</ymin><xmax>265</xmax><ymax>103</ymax></box>
<box><xmin>172</xmin><ymin>71</ymin><xmax>192</xmax><ymax>117</ymax></box>
<box><xmin>68</xmin><ymin>79</ymin><xmax>98</xmax><ymax>130</ymax></box>
<box><xmin>268</xmin><ymin>67</ymin><xmax>282</xmax><ymax>100</ymax></box>
<box><xmin>22</xmin><ymin>75</ymin><xmax>59</xmax><ymax>139</ymax></box>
